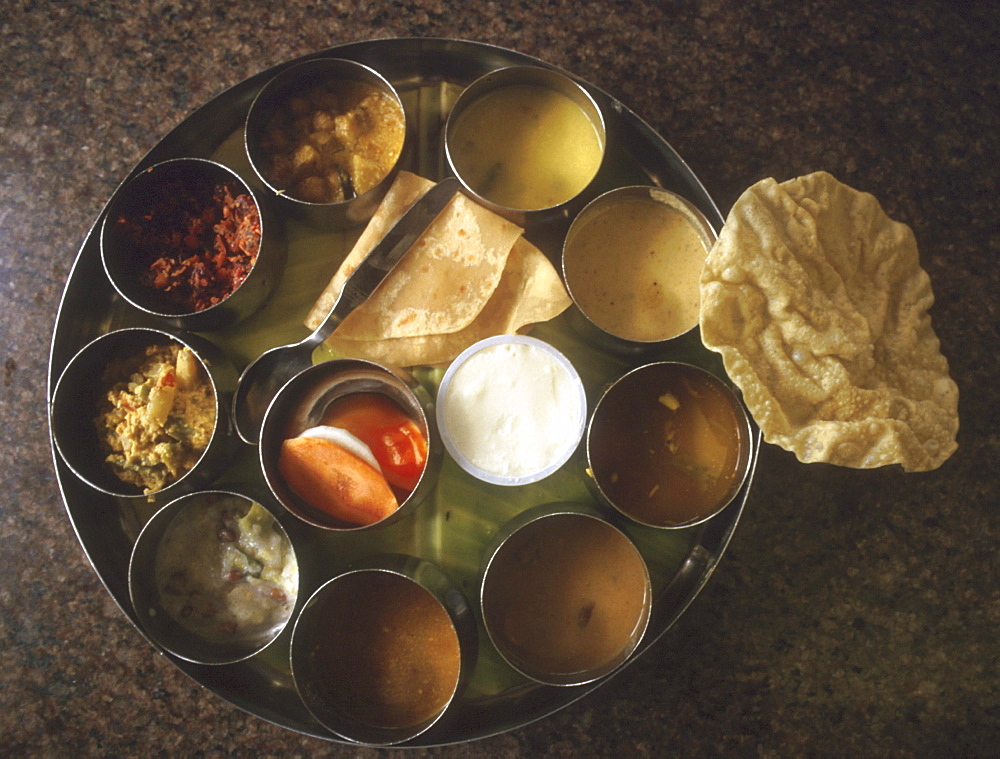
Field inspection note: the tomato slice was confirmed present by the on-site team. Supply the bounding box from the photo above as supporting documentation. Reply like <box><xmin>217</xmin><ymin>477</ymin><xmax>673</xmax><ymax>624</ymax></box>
<box><xmin>321</xmin><ymin>392</ymin><xmax>428</xmax><ymax>494</ymax></box>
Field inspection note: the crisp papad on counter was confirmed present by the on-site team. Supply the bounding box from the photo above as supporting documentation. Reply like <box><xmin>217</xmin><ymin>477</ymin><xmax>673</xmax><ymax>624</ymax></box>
<box><xmin>699</xmin><ymin>171</ymin><xmax>958</xmax><ymax>473</ymax></box>
<box><xmin>305</xmin><ymin>171</ymin><xmax>571</xmax><ymax>367</ymax></box>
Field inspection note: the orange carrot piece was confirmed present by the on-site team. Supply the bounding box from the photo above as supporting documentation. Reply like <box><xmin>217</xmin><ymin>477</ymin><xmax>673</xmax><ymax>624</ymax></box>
<box><xmin>278</xmin><ymin>436</ymin><xmax>398</xmax><ymax>526</ymax></box>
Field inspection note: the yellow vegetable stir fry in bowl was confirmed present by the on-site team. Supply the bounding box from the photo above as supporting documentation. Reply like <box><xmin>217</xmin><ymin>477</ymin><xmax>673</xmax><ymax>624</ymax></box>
<box><xmin>94</xmin><ymin>343</ymin><xmax>216</xmax><ymax>494</ymax></box>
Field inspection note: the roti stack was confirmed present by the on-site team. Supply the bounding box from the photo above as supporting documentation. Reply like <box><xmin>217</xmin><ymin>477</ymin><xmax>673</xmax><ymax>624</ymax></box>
<box><xmin>306</xmin><ymin>171</ymin><xmax>571</xmax><ymax>367</ymax></box>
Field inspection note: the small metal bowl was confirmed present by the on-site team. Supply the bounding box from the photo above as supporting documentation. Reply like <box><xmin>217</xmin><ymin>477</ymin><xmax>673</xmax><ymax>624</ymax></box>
<box><xmin>259</xmin><ymin>359</ymin><xmax>439</xmax><ymax>531</ymax></box>
<box><xmin>128</xmin><ymin>489</ymin><xmax>300</xmax><ymax>665</ymax></box>
<box><xmin>586</xmin><ymin>362</ymin><xmax>753</xmax><ymax>529</ymax></box>
<box><xmin>290</xmin><ymin>553</ymin><xmax>477</xmax><ymax>746</ymax></box>
<box><xmin>562</xmin><ymin>185</ymin><xmax>718</xmax><ymax>355</ymax></box>
<box><xmin>101</xmin><ymin>157</ymin><xmax>286</xmax><ymax>331</ymax></box>
<box><xmin>480</xmin><ymin>503</ymin><xmax>652</xmax><ymax>687</ymax></box>
<box><xmin>445</xmin><ymin>65</ymin><xmax>606</xmax><ymax>229</ymax></box>
<box><xmin>49</xmin><ymin>327</ymin><xmax>237</xmax><ymax>502</ymax></box>
<box><xmin>435</xmin><ymin>335</ymin><xmax>587</xmax><ymax>487</ymax></box>
<box><xmin>245</xmin><ymin>57</ymin><xmax>407</xmax><ymax>230</ymax></box>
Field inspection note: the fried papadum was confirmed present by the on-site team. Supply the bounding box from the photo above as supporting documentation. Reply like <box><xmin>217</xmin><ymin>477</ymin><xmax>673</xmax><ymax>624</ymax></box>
<box><xmin>699</xmin><ymin>171</ymin><xmax>958</xmax><ymax>472</ymax></box>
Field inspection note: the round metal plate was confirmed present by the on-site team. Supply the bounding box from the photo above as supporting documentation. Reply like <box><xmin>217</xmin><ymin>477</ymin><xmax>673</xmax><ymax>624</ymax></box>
<box><xmin>47</xmin><ymin>37</ymin><xmax>759</xmax><ymax>746</ymax></box>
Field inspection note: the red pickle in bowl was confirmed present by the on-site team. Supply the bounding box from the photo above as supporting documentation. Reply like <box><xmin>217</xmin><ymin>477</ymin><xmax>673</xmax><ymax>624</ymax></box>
<box><xmin>113</xmin><ymin>178</ymin><xmax>261</xmax><ymax>313</ymax></box>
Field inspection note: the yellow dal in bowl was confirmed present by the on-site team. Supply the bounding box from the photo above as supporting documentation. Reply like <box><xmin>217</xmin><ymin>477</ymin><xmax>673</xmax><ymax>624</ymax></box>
<box><xmin>564</xmin><ymin>195</ymin><xmax>710</xmax><ymax>343</ymax></box>
<box><xmin>448</xmin><ymin>83</ymin><xmax>604</xmax><ymax>211</ymax></box>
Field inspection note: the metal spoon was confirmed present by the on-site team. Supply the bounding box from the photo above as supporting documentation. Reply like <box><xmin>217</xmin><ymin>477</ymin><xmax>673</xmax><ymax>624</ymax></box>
<box><xmin>232</xmin><ymin>176</ymin><xmax>461</xmax><ymax>445</ymax></box>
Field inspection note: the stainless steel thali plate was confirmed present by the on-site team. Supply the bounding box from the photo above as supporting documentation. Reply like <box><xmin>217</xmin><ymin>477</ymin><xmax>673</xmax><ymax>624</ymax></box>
<box><xmin>47</xmin><ymin>37</ymin><xmax>759</xmax><ymax>746</ymax></box>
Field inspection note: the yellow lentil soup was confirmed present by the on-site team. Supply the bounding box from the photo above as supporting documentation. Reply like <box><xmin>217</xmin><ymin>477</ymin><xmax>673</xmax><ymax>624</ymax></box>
<box><xmin>448</xmin><ymin>83</ymin><xmax>604</xmax><ymax>211</ymax></box>
<box><xmin>564</xmin><ymin>191</ymin><xmax>712</xmax><ymax>343</ymax></box>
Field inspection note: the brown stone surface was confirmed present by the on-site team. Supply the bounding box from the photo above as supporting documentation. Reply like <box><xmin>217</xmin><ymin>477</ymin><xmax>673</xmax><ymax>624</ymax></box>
<box><xmin>2</xmin><ymin>1</ymin><xmax>997</xmax><ymax>756</ymax></box>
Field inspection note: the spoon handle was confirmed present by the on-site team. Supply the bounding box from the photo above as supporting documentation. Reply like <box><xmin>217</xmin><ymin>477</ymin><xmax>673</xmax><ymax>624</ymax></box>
<box><xmin>306</xmin><ymin>176</ymin><xmax>462</xmax><ymax>347</ymax></box>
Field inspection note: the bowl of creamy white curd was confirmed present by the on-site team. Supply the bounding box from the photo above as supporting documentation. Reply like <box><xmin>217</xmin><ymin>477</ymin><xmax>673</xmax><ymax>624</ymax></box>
<box><xmin>435</xmin><ymin>335</ymin><xmax>587</xmax><ymax>487</ymax></box>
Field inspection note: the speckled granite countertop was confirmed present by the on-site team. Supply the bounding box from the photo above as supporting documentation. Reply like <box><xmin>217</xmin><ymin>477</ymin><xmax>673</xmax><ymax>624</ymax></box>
<box><xmin>2</xmin><ymin>0</ymin><xmax>997</xmax><ymax>756</ymax></box>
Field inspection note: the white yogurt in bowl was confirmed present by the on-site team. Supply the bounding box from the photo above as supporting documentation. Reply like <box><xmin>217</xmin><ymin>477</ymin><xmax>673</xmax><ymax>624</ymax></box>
<box><xmin>436</xmin><ymin>335</ymin><xmax>587</xmax><ymax>486</ymax></box>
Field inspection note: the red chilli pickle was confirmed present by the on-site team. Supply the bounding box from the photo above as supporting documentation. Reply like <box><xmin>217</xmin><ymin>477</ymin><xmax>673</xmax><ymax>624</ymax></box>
<box><xmin>116</xmin><ymin>179</ymin><xmax>261</xmax><ymax>312</ymax></box>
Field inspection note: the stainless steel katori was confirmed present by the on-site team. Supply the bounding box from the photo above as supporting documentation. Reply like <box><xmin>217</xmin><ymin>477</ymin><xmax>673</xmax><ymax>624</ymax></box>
<box><xmin>50</xmin><ymin>327</ymin><xmax>238</xmax><ymax>502</ymax></box>
<box><xmin>586</xmin><ymin>361</ymin><xmax>754</xmax><ymax>530</ymax></box>
<box><xmin>128</xmin><ymin>489</ymin><xmax>301</xmax><ymax>666</ymax></box>
<box><xmin>244</xmin><ymin>57</ymin><xmax>407</xmax><ymax>231</ymax></box>
<box><xmin>479</xmin><ymin>502</ymin><xmax>652</xmax><ymax>687</ymax></box>
<box><xmin>561</xmin><ymin>184</ymin><xmax>719</xmax><ymax>356</ymax></box>
<box><xmin>258</xmin><ymin>358</ymin><xmax>441</xmax><ymax>532</ymax></box>
<box><xmin>290</xmin><ymin>553</ymin><xmax>478</xmax><ymax>746</ymax></box>
<box><xmin>444</xmin><ymin>64</ymin><xmax>607</xmax><ymax>230</ymax></box>
<box><xmin>100</xmin><ymin>157</ymin><xmax>286</xmax><ymax>332</ymax></box>
<box><xmin>46</xmin><ymin>38</ymin><xmax>758</xmax><ymax>747</ymax></box>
